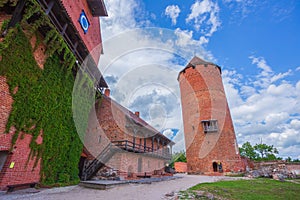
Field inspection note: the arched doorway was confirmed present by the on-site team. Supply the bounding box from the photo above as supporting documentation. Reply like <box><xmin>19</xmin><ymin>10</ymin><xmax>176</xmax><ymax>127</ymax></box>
<box><xmin>212</xmin><ymin>162</ymin><xmax>218</xmax><ymax>172</ymax></box>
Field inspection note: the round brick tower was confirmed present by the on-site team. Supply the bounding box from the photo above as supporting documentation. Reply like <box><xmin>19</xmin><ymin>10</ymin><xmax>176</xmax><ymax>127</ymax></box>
<box><xmin>178</xmin><ymin>56</ymin><xmax>244</xmax><ymax>174</ymax></box>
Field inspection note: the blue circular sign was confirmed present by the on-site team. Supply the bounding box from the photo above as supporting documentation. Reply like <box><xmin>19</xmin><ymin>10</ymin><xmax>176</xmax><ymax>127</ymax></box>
<box><xmin>79</xmin><ymin>11</ymin><xmax>90</xmax><ymax>34</ymax></box>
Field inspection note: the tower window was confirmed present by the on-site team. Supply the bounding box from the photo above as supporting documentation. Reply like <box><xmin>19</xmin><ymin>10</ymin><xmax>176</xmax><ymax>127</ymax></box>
<box><xmin>201</xmin><ymin>120</ymin><xmax>218</xmax><ymax>133</ymax></box>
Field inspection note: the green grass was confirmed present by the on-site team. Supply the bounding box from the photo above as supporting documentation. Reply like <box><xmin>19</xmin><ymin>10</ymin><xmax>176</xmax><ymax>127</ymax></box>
<box><xmin>179</xmin><ymin>178</ymin><xmax>300</xmax><ymax>200</ymax></box>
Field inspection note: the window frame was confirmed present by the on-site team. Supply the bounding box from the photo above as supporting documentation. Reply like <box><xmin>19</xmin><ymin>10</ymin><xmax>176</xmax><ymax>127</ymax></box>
<box><xmin>201</xmin><ymin>119</ymin><xmax>218</xmax><ymax>133</ymax></box>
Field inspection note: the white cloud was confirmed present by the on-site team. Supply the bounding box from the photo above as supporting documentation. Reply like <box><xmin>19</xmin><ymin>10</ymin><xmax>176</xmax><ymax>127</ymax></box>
<box><xmin>222</xmin><ymin>0</ymin><xmax>258</xmax><ymax>20</ymax></box>
<box><xmin>290</xmin><ymin>119</ymin><xmax>300</xmax><ymax>129</ymax></box>
<box><xmin>265</xmin><ymin>112</ymin><xmax>289</xmax><ymax>125</ymax></box>
<box><xmin>165</xmin><ymin>5</ymin><xmax>181</xmax><ymax>25</ymax></box>
<box><xmin>100</xmin><ymin>0</ymin><xmax>211</xmax><ymax>152</ymax></box>
<box><xmin>186</xmin><ymin>0</ymin><xmax>221</xmax><ymax>36</ymax></box>
<box><xmin>223</xmin><ymin>56</ymin><xmax>300</xmax><ymax>158</ymax></box>
<box><xmin>250</xmin><ymin>56</ymin><xmax>272</xmax><ymax>73</ymax></box>
<box><xmin>296</xmin><ymin>66</ymin><xmax>300</xmax><ymax>71</ymax></box>
<box><xmin>174</xmin><ymin>28</ymin><xmax>213</xmax><ymax>59</ymax></box>
<box><xmin>270</xmin><ymin>70</ymin><xmax>292</xmax><ymax>83</ymax></box>
<box><xmin>99</xmin><ymin>0</ymin><xmax>300</xmax><ymax>159</ymax></box>
<box><xmin>101</xmin><ymin>0</ymin><xmax>140</xmax><ymax>38</ymax></box>
<box><xmin>174</xmin><ymin>28</ymin><xmax>194</xmax><ymax>47</ymax></box>
<box><xmin>248</xmin><ymin>56</ymin><xmax>293</xmax><ymax>89</ymax></box>
<box><xmin>163</xmin><ymin>129</ymin><xmax>175</xmax><ymax>139</ymax></box>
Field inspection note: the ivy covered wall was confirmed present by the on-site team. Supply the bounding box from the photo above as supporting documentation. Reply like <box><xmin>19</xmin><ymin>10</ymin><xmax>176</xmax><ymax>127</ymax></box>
<box><xmin>0</xmin><ymin>0</ymin><xmax>94</xmax><ymax>185</ymax></box>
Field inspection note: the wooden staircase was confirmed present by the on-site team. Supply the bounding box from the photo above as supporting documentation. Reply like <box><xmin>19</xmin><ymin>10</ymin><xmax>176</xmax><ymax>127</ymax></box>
<box><xmin>81</xmin><ymin>143</ymin><xmax>117</xmax><ymax>181</ymax></box>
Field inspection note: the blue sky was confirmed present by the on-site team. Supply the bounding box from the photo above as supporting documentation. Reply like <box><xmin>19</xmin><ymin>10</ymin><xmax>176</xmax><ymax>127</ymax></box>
<box><xmin>99</xmin><ymin>0</ymin><xmax>300</xmax><ymax>159</ymax></box>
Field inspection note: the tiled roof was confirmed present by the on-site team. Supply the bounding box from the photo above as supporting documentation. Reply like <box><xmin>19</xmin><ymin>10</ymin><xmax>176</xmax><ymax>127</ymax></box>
<box><xmin>104</xmin><ymin>96</ymin><xmax>173</xmax><ymax>143</ymax></box>
<box><xmin>178</xmin><ymin>56</ymin><xmax>222</xmax><ymax>80</ymax></box>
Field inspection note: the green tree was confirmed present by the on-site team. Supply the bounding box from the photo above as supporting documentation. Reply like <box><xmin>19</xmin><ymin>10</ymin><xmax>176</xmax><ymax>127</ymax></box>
<box><xmin>239</xmin><ymin>142</ymin><xmax>258</xmax><ymax>160</ymax></box>
<box><xmin>170</xmin><ymin>151</ymin><xmax>187</xmax><ymax>167</ymax></box>
<box><xmin>286</xmin><ymin>157</ymin><xmax>292</xmax><ymax>162</ymax></box>
<box><xmin>254</xmin><ymin>143</ymin><xmax>279</xmax><ymax>160</ymax></box>
<box><xmin>239</xmin><ymin>142</ymin><xmax>280</xmax><ymax>161</ymax></box>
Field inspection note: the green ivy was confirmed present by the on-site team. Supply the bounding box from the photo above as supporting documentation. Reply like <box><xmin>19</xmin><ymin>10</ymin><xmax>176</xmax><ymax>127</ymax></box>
<box><xmin>0</xmin><ymin>26</ymin><xmax>84</xmax><ymax>185</ymax></box>
<box><xmin>0</xmin><ymin>0</ymin><xmax>98</xmax><ymax>185</ymax></box>
<box><xmin>0</xmin><ymin>0</ymin><xmax>18</xmax><ymax>7</ymax></box>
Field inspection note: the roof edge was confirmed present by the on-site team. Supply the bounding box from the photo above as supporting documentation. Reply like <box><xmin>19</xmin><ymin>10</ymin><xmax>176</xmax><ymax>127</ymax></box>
<box><xmin>177</xmin><ymin>56</ymin><xmax>222</xmax><ymax>81</ymax></box>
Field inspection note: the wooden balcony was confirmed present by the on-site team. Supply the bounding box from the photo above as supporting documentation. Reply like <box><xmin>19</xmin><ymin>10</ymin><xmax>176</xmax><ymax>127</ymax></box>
<box><xmin>111</xmin><ymin>140</ymin><xmax>172</xmax><ymax>160</ymax></box>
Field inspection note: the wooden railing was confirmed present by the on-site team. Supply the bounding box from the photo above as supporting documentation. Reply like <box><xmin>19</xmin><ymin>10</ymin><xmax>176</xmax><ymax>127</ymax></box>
<box><xmin>111</xmin><ymin>140</ymin><xmax>171</xmax><ymax>160</ymax></box>
<box><xmin>81</xmin><ymin>140</ymin><xmax>172</xmax><ymax>180</ymax></box>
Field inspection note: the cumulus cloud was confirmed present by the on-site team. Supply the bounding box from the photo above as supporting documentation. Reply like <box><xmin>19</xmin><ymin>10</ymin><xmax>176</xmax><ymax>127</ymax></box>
<box><xmin>223</xmin><ymin>56</ymin><xmax>300</xmax><ymax>158</ymax></box>
<box><xmin>99</xmin><ymin>0</ymin><xmax>299</xmax><ymax>158</ymax></box>
<box><xmin>162</xmin><ymin>129</ymin><xmax>177</xmax><ymax>139</ymax></box>
<box><xmin>165</xmin><ymin>5</ymin><xmax>181</xmax><ymax>25</ymax></box>
<box><xmin>174</xmin><ymin>28</ymin><xmax>213</xmax><ymax>59</ymax></box>
<box><xmin>248</xmin><ymin>56</ymin><xmax>293</xmax><ymax>89</ymax></box>
<box><xmin>101</xmin><ymin>0</ymin><xmax>140</xmax><ymax>38</ymax></box>
<box><xmin>186</xmin><ymin>0</ymin><xmax>221</xmax><ymax>36</ymax></box>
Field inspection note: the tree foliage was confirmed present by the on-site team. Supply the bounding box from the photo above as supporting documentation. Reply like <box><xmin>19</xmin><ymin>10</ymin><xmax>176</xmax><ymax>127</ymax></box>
<box><xmin>170</xmin><ymin>151</ymin><xmax>187</xmax><ymax>167</ymax></box>
<box><xmin>239</xmin><ymin>142</ymin><xmax>280</xmax><ymax>161</ymax></box>
<box><xmin>254</xmin><ymin>143</ymin><xmax>279</xmax><ymax>160</ymax></box>
<box><xmin>239</xmin><ymin>142</ymin><xmax>258</xmax><ymax>160</ymax></box>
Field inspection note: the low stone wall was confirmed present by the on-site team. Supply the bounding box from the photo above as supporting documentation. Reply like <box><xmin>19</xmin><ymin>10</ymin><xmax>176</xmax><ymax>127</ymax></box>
<box><xmin>246</xmin><ymin>161</ymin><xmax>300</xmax><ymax>180</ymax></box>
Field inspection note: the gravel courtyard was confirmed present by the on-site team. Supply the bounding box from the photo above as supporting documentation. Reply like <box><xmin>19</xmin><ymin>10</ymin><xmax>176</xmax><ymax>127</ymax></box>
<box><xmin>1</xmin><ymin>174</ymin><xmax>242</xmax><ymax>200</ymax></box>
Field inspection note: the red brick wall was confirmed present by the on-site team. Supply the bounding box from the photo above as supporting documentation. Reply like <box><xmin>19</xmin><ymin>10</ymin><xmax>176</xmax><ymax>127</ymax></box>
<box><xmin>85</xmin><ymin>96</ymin><xmax>170</xmax><ymax>158</ymax></box>
<box><xmin>174</xmin><ymin>162</ymin><xmax>187</xmax><ymax>173</ymax></box>
<box><xmin>84</xmin><ymin>96</ymin><xmax>171</xmax><ymax>178</ymax></box>
<box><xmin>106</xmin><ymin>152</ymin><xmax>166</xmax><ymax>179</ymax></box>
<box><xmin>61</xmin><ymin>0</ymin><xmax>102</xmax><ymax>63</ymax></box>
<box><xmin>0</xmin><ymin>76</ymin><xmax>42</xmax><ymax>190</ymax></box>
<box><xmin>0</xmin><ymin>13</ymin><xmax>45</xmax><ymax>189</ymax></box>
<box><xmin>178</xmin><ymin>63</ymin><xmax>244</xmax><ymax>174</ymax></box>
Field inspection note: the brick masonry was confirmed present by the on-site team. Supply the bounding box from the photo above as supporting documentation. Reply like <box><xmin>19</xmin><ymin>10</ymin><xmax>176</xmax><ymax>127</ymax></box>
<box><xmin>60</xmin><ymin>0</ymin><xmax>103</xmax><ymax>63</ymax></box>
<box><xmin>174</xmin><ymin>162</ymin><xmax>187</xmax><ymax>173</ymax></box>
<box><xmin>84</xmin><ymin>93</ymin><xmax>172</xmax><ymax>179</ymax></box>
<box><xmin>0</xmin><ymin>0</ymin><xmax>105</xmax><ymax>189</ymax></box>
<box><xmin>178</xmin><ymin>57</ymin><xmax>244</xmax><ymax>174</ymax></box>
<box><xmin>0</xmin><ymin>13</ymin><xmax>44</xmax><ymax>190</ymax></box>
<box><xmin>0</xmin><ymin>76</ymin><xmax>42</xmax><ymax>190</ymax></box>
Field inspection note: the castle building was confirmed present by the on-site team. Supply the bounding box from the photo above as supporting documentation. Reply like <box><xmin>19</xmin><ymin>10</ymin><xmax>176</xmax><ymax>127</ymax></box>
<box><xmin>0</xmin><ymin>0</ymin><xmax>108</xmax><ymax>190</ymax></box>
<box><xmin>81</xmin><ymin>89</ymin><xmax>174</xmax><ymax>181</ymax></box>
<box><xmin>0</xmin><ymin>0</ymin><xmax>173</xmax><ymax>190</ymax></box>
<box><xmin>178</xmin><ymin>56</ymin><xmax>244</xmax><ymax>174</ymax></box>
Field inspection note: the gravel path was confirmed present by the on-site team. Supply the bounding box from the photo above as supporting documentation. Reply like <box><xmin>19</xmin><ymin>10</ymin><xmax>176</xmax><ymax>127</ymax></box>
<box><xmin>1</xmin><ymin>174</ymin><xmax>242</xmax><ymax>200</ymax></box>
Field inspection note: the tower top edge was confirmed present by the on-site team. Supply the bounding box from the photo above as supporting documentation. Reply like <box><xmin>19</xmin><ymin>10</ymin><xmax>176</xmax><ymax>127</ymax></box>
<box><xmin>177</xmin><ymin>56</ymin><xmax>222</xmax><ymax>81</ymax></box>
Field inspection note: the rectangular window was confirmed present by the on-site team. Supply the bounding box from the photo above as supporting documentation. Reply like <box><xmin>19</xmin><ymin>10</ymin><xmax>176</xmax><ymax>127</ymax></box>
<box><xmin>201</xmin><ymin>120</ymin><xmax>218</xmax><ymax>133</ymax></box>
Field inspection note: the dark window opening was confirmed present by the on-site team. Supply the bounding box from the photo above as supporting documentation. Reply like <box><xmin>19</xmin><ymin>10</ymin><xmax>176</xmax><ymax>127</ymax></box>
<box><xmin>201</xmin><ymin>120</ymin><xmax>218</xmax><ymax>133</ymax></box>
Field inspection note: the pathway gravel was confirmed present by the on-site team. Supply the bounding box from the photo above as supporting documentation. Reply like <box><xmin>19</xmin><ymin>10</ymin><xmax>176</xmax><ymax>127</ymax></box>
<box><xmin>0</xmin><ymin>174</ymin><xmax>242</xmax><ymax>200</ymax></box>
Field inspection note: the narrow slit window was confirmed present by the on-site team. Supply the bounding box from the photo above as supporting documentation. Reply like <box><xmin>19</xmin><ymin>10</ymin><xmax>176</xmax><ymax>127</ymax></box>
<box><xmin>201</xmin><ymin>120</ymin><xmax>218</xmax><ymax>133</ymax></box>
